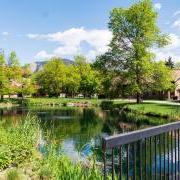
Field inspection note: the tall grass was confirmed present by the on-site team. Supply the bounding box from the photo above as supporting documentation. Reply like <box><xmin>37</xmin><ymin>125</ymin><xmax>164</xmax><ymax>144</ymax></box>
<box><xmin>0</xmin><ymin>113</ymin><xmax>39</xmax><ymax>170</ymax></box>
<box><xmin>38</xmin><ymin>146</ymin><xmax>104</xmax><ymax>180</ymax></box>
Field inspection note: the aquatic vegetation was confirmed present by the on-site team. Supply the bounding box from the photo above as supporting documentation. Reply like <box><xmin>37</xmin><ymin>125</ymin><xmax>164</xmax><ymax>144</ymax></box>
<box><xmin>0</xmin><ymin>114</ymin><xmax>105</xmax><ymax>179</ymax></box>
<box><xmin>0</xmin><ymin>114</ymin><xmax>39</xmax><ymax>170</ymax></box>
<box><xmin>38</xmin><ymin>146</ymin><xmax>103</xmax><ymax>180</ymax></box>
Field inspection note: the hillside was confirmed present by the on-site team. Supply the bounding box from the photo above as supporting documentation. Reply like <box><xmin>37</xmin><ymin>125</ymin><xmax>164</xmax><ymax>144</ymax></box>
<box><xmin>29</xmin><ymin>58</ymin><xmax>73</xmax><ymax>72</ymax></box>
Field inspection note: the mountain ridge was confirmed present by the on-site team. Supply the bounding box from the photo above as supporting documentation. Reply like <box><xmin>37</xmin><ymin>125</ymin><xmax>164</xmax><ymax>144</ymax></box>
<box><xmin>29</xmin><ymin>58</ymin><xmax>74</xmax><ymax>72</ymax></box>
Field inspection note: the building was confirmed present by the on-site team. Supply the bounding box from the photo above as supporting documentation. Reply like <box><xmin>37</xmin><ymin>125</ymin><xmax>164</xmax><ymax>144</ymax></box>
<box><xmin>171</xmin><ymin>69</ymin><xmax>180</xmax><ymax>100</ymax></box>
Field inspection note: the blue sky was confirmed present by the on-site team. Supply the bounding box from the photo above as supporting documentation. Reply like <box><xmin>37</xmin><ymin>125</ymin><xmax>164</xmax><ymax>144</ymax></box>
<box><xmin>1</xmin><ymin>0</ymin><xmax>180</xmax><ymax>64</ymax></box>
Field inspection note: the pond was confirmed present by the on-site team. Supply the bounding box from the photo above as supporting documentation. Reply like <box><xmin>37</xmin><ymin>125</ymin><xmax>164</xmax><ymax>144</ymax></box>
<box><xmin>0</xmin><ymin>106</ymin><xmax>166</xmax><ymax>162</ymax></box>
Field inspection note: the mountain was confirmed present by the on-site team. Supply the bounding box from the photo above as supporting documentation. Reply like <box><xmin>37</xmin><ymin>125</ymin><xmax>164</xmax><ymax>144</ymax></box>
<box><xmin>29</xmin><ymin>58</ymin><xmax>74</xmax><ymax>72</ymax></box>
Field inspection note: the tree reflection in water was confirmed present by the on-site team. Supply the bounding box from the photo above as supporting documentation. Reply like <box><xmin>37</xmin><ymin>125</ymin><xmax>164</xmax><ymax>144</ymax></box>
<box><xmin>0</xmin><ymin>106</ymin><xmax>168</xmax><ymax>163</ymax></box>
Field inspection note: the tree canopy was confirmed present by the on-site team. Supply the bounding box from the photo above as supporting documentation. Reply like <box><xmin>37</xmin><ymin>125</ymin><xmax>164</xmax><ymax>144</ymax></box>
<box><xmin>96</xmin><ymin>0</ymin><xmax>170</xmax><ymax>102</ymax></box>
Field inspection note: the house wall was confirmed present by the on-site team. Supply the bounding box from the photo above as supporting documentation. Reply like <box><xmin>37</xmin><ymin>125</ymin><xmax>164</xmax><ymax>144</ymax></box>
<box><xmin>172</xmin><ymin>69</ymin><xmax>180</xmax><ymax>99</ymax></box>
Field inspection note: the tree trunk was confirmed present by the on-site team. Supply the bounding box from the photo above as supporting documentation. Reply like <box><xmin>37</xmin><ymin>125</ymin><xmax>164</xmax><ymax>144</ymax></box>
<box><xmin>136</xmin><ymin>92</ymin><xmax>141</xmax><ymax>104</ymax></box>
<box><xmin>1</xmin><ymin>95</ymin><xmax>3</xmax><ymax>101</ymax></box>
<box><xmin>167</xmin><ymin>91</ymin><xmax>171</xmax><ymax>100</ymax></box>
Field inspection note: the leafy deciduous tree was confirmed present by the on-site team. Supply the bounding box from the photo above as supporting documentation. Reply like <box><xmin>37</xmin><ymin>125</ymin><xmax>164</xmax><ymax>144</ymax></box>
<box><xmin>100</xmin><ymin>0</ymin><xmax>169</xmax><ymax>103</ymax></box>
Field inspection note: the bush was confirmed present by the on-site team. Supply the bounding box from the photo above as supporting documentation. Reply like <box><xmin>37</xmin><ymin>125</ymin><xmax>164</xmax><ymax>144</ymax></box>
<box><xmin>100</xmin><ymin>100</ymin><xmax>114</xmax><ymax>110</ymax></box>
<box><xmin>0</xmin><ymin>146</ymin><xmax>12</xmax><ymax>169</ymax></box>
<box><xmin>0</xmin><ymin>114</ymin><xmax>39</xmax><ymax>170</ymax></box>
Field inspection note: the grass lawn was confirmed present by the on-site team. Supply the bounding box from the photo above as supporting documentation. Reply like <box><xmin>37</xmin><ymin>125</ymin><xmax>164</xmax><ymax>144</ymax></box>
<box><xmin>23</xmin><ymin>97</ymin><xmax>103</xmax><ymax>106</ymax></box>
<box><xmin>122</xmin><ymin>102</ymin><xmax>180</xmax><ymax>119</ymax></box>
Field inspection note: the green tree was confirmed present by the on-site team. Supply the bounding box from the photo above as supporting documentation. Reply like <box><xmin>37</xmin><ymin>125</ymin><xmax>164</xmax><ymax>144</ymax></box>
<box><xmin>21</xmin><ymin>78</ymin><xmax>37</xmax><ymax>97</ymax></box>
<box><xmin>18</xmin><ymin>64</ymin><xmax>37</xmax><ymax>98</ymax></box>
<box><xmin>6</xmin><ymin>52</ymin><xmax>22</xmax><ymax>97</ymax></box>
<box><xmin>0</xmin><ymin>50</ymin><xmax>5</xmax><ymax>65</ymax></box>
<box><xmin>75</xmin><ymin>55</ymin><xmax>101</xmax><ymax>98</ymax></box>
<box><xmin>65</xmin><ymin>65</ymin><xmax>81</xmax><ymax>97</ymax></box>
<box><xmin>152</xmin><ymin>61</ymin><xmax>173</xmax><ymax>93</ymax></box>
<box><xmin>165</xmin><ymin>57</ymin><xmax>174</xmax><ymax>69</ymax></box>
<box><xmin>102</xmin><ymin>0</ymin><xmax>169</xmax><ymax>103</ymax></box>
<box><xmin>0</xmin><ymin>66</ymin><xmax>8</xmax><ymax>100</ymax></box>
<box><xmin>36</xmin><ymin>57</ymin><xmax>67</xmax><ymax>97</ymax></box>
<box><xmin>0</xmin><ymin>52</ymin><xmax>8</xmax><ymax>100</ymax></box>
<box><xmin>8</xmin><ymin>51</ymin><xmax>20</xmax><ymax>67</ymax></box>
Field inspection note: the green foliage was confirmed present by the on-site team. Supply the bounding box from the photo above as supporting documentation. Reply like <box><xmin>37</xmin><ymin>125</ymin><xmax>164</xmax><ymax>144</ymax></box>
<box><xmin>8</xmin><ymin>51</ymin><xmax>20</xmax><ymax>67</ymax></box>
<box><xmin>39</xmin><ymin>147</ymin><xmax>103</xmax><ymax>180</ymax></box>
<box><xmin>36</xmin><ymin>58</ymin><xmax>67</xmax><ymax>96</ymax></box>
<box><xmin>75</xmin><ymin>55</ymin><xmax>101</xmax><ymax>97</ymax></box>
<box><xmin>0</xmin><ymin>65</ymin><xmax>9</xmax><ymax>98</ymax></box>
<box><xmin>97</xmin><ymin>0</ymin><xmax>170</xmax><ymax>102</ymax></box>
<box><xmin>0</xmin><ymin>114</ymin><xmax>39</xmax><ymax>170</ymax></box>
<box><xmin>0</xmin><ymin>145</ymin><xmax>12</xmax><ymax>169</ymax></box>
<box><xmin>152</xmin><ymin>61</ymin><xmax>174</xmax><ymax>92</ymax></box>
<box><xmin>35</xmin><ymin>56</ymin><xmax>101</xmax><ymax>98</ymax></box>
<box><xmin>0</xmin><ymin>51</ymin><xmax>5</xmax><ymax>65</ymax></box>
<box><xmin>6</xmin><ymin>168</ymin><xmax>23</xmax><ymax>180</ymax></box>
<box><xmin>23</xmin><ymin>97</ymin><xmax>101</xmax><ymax>106</ymax></box>
<box><xmin>65</xmin><ymin>65</ymin><xmax>81</xmax><ymax>96</ymax></box>
<box><xmin>165</xmin><ymin>57</ymin><xmax>174</xmax><ymax>69</ymax></box>
<box><xmin>0</xmin><ymin>114</ymin><xmax>105</xmax><ymax>179</ymax></box>
<box><xmin>21</xmin><ymin>77</ymin><xmax>37</xmax><ymax>96</ymax></box>
<box><xmin>0</xmin><ymin>50</ymin><xmax>36</xmax><ymax>98</ymax></box>
<box><xmin>100</xmin><ymin>100</ymin><xmax>114</xmax><ymax>110</ymax></box>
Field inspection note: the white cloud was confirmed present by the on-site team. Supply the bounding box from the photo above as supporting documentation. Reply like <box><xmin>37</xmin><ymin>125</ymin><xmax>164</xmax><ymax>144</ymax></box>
<box><xmin>53</xmin><ymin>46</ymin><xmax>80</xmax><ymax>56</ymax></box>
<box><xmin>172</xmin><ymin>19</ymin><xmax>180</xmax><ymax>29</ymax></box>
<box><xmin>173</xmin><ymin>10</ymin><xmax>180</xmax><ymax>17</ymax></box>
<box><xmin>154</xmin><ymin>3</ymin><xmax>162</xmax><ymax>10</ymax></box>
<box><xmin>35</xmin><ymin>50</ymin><xmax>54</xmax><ymax>59</ymax></box>
<box><xmin>2</xmin><ymin>32</ymin><xmax>9</xmax><ymax>36</ymax></box>
<box><xmin>27</xmin><ymin>27</ymin><xmax>112</xmax><ymax>60</ymax></box>
<box><xmin>31</xmin><ymin>28</ymin><xmax>180</xmax><ymax>63</ymax></box>
<box><xmin>153</xmin><ymin>33</ymin><xmax>180</xmax><ymax>62</ymax></box>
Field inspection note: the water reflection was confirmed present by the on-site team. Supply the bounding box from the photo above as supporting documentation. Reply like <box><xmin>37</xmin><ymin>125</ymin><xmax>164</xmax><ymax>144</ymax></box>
<box><xmin>0</xmin><ymin>106</ymin><xmax>166</xmax><ymax>161</ymax></box>
<box><xmin>109</xmin><ymin>134</ymin><xmax>180</xmax><ymax>179</ymax></box>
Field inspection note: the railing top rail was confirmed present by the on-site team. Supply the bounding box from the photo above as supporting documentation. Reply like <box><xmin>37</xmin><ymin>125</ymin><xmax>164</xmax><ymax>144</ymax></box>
<box><xmin>103</xmin><ymin>121</ymin><xmax>180</xmax><ymax>149</ymax></box>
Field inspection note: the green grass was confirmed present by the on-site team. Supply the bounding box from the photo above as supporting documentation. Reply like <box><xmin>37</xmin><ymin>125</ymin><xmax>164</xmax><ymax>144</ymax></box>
<box><xmin>118</xmin><ymin>102</ymin><xmax>180</xmax><ymax>119</ymax></box>
<box><xmin>23</xmin><ymin>97</ymin><xmax>103</xmax><ymax>107</ymax></box>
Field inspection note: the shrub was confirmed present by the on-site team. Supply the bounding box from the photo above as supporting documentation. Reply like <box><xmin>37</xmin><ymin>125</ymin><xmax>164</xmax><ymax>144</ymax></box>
<box><xmin>0</xmin><ymin>146</ymin><xmax>12</xmax><ymax>169</ymax></box>
<box><xmin>0</xmin><ymin>114</ymin><xmax>39</xmax><ymax>170</ymax></box>
<box><xmin>100</xmin><ymin>100</ymin><xmax>114</xmax><ymax>110</ymax></box>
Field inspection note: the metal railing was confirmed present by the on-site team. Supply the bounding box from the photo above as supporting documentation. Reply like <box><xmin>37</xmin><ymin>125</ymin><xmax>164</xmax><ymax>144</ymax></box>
<box><xmin>102</xmin><ymin>121</ymin><xmax>180</xmax><ymax>179</ymax></box>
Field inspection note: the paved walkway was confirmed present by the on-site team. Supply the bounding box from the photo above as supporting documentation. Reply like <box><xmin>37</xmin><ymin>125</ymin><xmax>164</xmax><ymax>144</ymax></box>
<box><xmin>113</xmin><ymin>99</ymin><xmax>180</xmax><ymax>106</ymax></box>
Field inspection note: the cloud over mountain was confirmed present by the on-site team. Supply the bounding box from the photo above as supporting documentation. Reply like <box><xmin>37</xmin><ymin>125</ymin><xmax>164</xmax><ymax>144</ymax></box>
<box><xmin>27</xmin><ymin>27</ymin><xmax>112</xmax><ymax>60</ymax></box>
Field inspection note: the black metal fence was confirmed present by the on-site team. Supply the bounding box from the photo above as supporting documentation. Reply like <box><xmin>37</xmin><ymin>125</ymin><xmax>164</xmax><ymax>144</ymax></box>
<box><xmin>102</xmin><ymin>121</ymin><xmax>180</xmax><ymax>179</ymax></box>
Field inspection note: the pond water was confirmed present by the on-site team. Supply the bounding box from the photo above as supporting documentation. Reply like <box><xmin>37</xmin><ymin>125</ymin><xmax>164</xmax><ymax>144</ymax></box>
<box><xmin>0</xmin><ymin>106</ymin><xmax>164</xmax><ymax>162</ymax></box>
